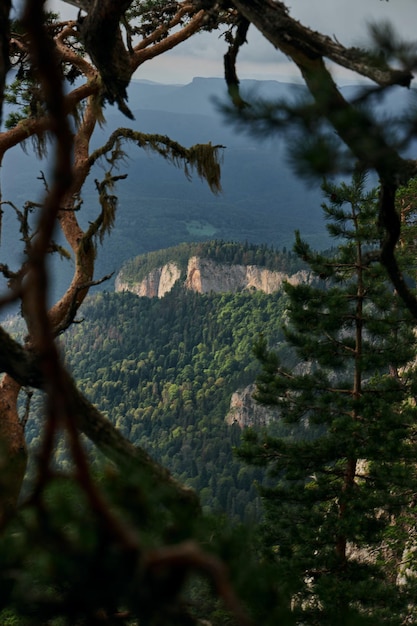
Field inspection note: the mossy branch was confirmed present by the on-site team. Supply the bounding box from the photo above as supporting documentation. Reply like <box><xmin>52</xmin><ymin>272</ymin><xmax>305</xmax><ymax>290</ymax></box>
<box><xmin>89</xmin><ymin>128</ymin><xmax>224</xmax><ymax>193</ymax></box>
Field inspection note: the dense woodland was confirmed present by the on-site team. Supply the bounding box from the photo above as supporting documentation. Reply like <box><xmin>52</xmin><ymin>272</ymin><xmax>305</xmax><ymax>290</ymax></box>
<box><xmin>43</xmin><ymin>244</ymin><xmax>298</xmax><ymax>522</ymax></box>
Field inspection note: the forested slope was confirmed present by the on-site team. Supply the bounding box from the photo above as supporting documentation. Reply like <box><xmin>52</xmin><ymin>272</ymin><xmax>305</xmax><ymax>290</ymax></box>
<box><xmin>42</xmin><ymin>243</ymin><xmax>306</xmax><ymax>522</ymax></box>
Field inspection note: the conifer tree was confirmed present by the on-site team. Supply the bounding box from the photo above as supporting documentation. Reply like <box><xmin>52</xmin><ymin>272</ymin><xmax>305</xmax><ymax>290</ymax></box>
<box><xmin>238</xmin><ymin>171</ymin><xmax>417</xmax><ymax>625</ymax></box>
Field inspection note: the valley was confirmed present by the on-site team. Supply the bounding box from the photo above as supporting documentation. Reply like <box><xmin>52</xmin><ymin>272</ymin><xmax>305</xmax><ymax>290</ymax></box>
<box><xmin>22</xmin><ymin>241</ymin><xmax>306</xmax><ymax>522</ymax></box>
<box><xmin>0</xmin><ymin>77</ymin><xmax>331</xmax><ymax>303</ymax></box>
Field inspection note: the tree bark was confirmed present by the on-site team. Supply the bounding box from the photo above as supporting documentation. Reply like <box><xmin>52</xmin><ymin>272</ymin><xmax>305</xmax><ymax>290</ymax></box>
<box><xmin>230</xmin><ymin>0</ymin><xmax>412</xmax><ymax>87</ymax></box>
<box><xmin>0</xmin><ymin>375</ymin><xmax>26</xmax><ymax>524</ymax></box>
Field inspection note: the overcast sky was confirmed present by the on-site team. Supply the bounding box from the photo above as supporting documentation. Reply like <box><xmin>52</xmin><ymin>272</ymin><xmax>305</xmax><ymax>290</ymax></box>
<box><xmin>44</xmin><ymin>0</ymin><xmax>416</xmax><ymax>84</ymax></box>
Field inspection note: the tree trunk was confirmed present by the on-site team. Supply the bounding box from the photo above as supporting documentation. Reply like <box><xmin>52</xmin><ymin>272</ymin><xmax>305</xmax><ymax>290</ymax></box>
<box><xmin>0</xmin><ymin>375</ymin><xmax>26</xmax><ymax>524</ymax></box>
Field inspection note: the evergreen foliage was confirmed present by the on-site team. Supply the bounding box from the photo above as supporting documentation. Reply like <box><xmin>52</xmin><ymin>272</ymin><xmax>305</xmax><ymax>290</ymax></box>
<box><xmin>237</xmin><ymin>173</ymin><xmax>417</xmax><ymax>624</ymax></box>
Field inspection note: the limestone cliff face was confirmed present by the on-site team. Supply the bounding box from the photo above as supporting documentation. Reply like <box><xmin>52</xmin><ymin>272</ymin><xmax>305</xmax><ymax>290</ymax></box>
<box><xmin>184</xmin><ymin>256</ymin><xmax>289</xmax><ymax>294</ymax></box>
<box><xmin>225</xmin><ymin>384</ymin><xmax>278</xmax><ymax>429</ymax></box>
<box><xmin>115</xmin><ymin>256</ymin><xmax>311</xmax><ymax>298</ymax></box>
<box><xmin>184</xmin><ymin>256</ymin><xmax>246</xmax><ymax>293</ymax></box>
<box><xmin>115</xmin><ymin>262</ymin><xmax>181</xmax><ymax>298</ymax></box>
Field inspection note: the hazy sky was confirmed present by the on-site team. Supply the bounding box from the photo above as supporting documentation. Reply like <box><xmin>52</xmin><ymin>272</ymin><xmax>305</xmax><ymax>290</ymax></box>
<box><xmin>44</xmin><ymin>0</ymin><xmax>416</xmax><ymax>84</ymax></box>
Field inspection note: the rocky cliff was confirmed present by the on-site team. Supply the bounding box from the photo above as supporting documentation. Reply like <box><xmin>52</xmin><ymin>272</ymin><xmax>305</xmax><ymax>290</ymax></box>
<box><xmin>115</xmin><ymin>262</ymin><xmax>181</xmax><ymax>298</ymax></box>
<box><xmin>115</xmin><ymin>256</ymin><xmax>311</xmax><ymax>297</ymax></box>
<box><xmin>225</xmin><ymin>384</ymin><xmax>278</xmax><ymax>429</ymax></box>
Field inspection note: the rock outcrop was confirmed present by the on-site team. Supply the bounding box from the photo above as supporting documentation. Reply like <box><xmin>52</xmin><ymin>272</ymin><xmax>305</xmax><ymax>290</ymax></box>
<box><xmin>115</xmin><ymin>262</ymin><xmax>181</xmax><ymax>298</ymax></box>
<box><xmin>225</xmin><ymin>384</ymin><xmax>278</xmax><ymax>429</ymax></box>
<box><xmin>116</xmin><ymin>256</ymin><xmax>311</xmax><ymax>298</ymax></box>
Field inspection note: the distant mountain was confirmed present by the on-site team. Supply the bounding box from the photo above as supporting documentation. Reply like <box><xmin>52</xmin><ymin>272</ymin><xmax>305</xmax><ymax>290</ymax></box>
<box><xmin>125</xmin><ymin>76</ymin><xmax>304</xmax><ymax>120</ymax></box>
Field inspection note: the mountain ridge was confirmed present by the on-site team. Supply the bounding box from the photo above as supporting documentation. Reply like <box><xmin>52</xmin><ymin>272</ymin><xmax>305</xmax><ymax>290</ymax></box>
<box><xmin>116</xmin><ymin>254</ymin><xmax>311</xmax><ymax>297</ymax></box>
<box><xmin>115</xmin><ymin>240</ymin><xmax>310</xmax><ymax>297</ymax></box>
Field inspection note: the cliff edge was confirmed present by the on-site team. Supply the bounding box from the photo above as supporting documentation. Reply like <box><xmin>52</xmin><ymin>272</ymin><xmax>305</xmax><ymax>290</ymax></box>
<box><xmin>115</xmin><ymin>255</ymin><xmax>311</xmax><ymax>297</ymax></box>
